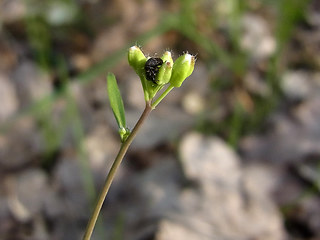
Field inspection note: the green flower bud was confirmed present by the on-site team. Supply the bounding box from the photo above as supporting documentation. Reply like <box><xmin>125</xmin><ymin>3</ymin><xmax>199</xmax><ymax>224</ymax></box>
<box><xmin>161</xmin><ymin>51</ymin><xmax>173</xmax><ymax>64</ymax></box>
<box><xmin>170</xmin><ymin>53</ymin><xmax>195</xmax><ymax>88</ymax></box>
<box><xmin>119</xmin><ymin>127</ymin><xmax>130</xmax><ymax>142</ymax></box>
<box><xmin>128</xmin><ymin>46</ymin><xmax>147</xmax><ymax>76</ymax></box>
<box><xmin>156</xmin><ymin>51</ymin><xmax>173</xmax><ymax>85</ymax></box>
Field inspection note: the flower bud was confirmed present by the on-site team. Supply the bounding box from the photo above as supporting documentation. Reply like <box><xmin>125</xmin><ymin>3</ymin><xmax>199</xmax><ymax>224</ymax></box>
<box><xmin>128</xmin><ymin>46</ymin><xmax>147</xmax><ymax>75</ymax></box>
<box><xmin>170</xmin><ymin>53</ymin><xmax>195</xmax><ymax>88</ymax></box>
<box><xmin>161</xmin><ymin>51</ymin><xmax>173</xmax><ymax>64</ymax></box>
<box><xmin>156</xmin><ymin>51</ymin><xmax>173</xmax><ymax>85</ymax></box>
<box><xmin>119</xmin><ymin>127</ymin><xmax>130</xmax><ymax>142</ymax></box>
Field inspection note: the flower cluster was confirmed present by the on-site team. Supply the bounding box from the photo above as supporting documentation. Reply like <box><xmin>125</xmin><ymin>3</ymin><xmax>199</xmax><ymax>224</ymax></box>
<box><xmin>128</xmin><ymin>46</ymin><xmax>195</xmax><ymax>107</ymax></box>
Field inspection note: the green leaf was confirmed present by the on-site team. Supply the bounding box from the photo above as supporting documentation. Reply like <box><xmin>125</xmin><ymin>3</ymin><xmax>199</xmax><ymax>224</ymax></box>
<box><xmin>107</xmin><ymin>73</ymin><xmax>126</xmax><ymax>129</ymax></box>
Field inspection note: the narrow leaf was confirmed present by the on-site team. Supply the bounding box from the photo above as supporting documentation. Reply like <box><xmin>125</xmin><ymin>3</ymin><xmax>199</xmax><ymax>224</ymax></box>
<box><xmin>107</xmin><ymin>73</ymin><xmax>126</xmax><ymax>129</ymax></box>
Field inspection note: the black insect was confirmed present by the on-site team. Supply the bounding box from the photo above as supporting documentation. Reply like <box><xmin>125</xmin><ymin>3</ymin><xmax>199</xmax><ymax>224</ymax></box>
<box><xmin>145</xmin><ymin>57</ymin><xmax>163</xmax><ymax>84</ymax></box>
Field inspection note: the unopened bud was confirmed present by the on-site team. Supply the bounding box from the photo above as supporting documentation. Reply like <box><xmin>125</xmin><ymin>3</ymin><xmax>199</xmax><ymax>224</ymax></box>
<box><xmin>128</xmin><ymin>46</ymin><xmax>147</xmax><ymax>75</ymax></box>
<box><xmin>119</xmin><ymin>127</ymin><xmax>130</xmax><ymax>142</ymax></box>
<box><xmin>170</xmin><ymin>53</ymin><xmax>195</xmax><ymax>88</ymax></box>
<box><xmin>156</xmin><ymin>51</ymin><xmax>173</xmax><ymax>85</ymax></box>
<box><xmin>161</xmin><ymin>51</ymin><xmax>173</xmax><ymax>64</ymax></box>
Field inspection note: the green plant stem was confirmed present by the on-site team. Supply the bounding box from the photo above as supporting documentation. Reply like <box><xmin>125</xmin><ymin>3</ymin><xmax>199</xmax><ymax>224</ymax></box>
<box><xmin>82</xmin><ymin>101</ymin><xmax>153</xmax><ymax>240</ymax></box>
<box><xmin>151</xmin><ymin>85</ymin><xmax>174</xmax><ymax>109</ymax></box>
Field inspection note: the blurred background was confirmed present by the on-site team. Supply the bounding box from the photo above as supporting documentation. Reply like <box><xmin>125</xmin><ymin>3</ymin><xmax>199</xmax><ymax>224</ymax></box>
<box><xmin>0</xmin><ymin>0</ymin><xmax>320</xmax><ymax>239</ymax></box>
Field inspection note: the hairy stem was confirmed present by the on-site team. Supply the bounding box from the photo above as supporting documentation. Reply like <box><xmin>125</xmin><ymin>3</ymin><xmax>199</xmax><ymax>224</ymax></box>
<box><xmin>83</xmin><ymin>101</ymin><xmax>153</xmax><ymax>240</ymax></box>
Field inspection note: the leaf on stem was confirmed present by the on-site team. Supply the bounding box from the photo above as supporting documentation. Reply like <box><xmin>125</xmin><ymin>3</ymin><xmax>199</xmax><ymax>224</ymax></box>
<box><xmin>107</xmin><ymin>73</ymin><xmax>126</xmax><ymax>130</ymax></box>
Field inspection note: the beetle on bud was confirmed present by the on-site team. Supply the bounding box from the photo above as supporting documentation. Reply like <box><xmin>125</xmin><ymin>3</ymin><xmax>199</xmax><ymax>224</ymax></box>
<box><xmin>145</xmin><ymin>57</ymin><xmax>163</xmax><ymax>84</ymax></box>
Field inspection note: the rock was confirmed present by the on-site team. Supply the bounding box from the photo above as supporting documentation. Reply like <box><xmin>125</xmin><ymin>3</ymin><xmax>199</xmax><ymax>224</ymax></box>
<box><xmin>0</xmin><ymin>195</ymin><xmax>10</xmax><ymax>222</ymax></box>
<box><xmin>179</xmin><ymin>132</ymin><xmax>241</xmax><ymax>186</ymax></box>
<box><xmin>70</xmin><ymin>54</ymin><xmax>92</xmax><ymax>72</ymax></box>
<box><xmin>0</xmin><ymin>117</ymin><xmax>43</xmax><ymax>169</ymax></box>
<box><xmin>12</xmin><ymin>61</ymin><xmax>52</xmax><ymax>108</ymax></box>
<box><xmin>45</xmin><ymin>1</ymin><xmax>78</xmax><ymax>26</ymax></box>
<box><xmin>43</xmin><ymin>188</ymin><xmax>64</xmax><ymax>219</ymax></box>
<box><xmin>106</xmin><ymin>132</ymin><xmax>285</xmax><ymax>240</ymax></box>
<box><xmin>244</xmin><ymin>71</ymin><xmax>270</xmax><ymax>97</ymax></box>
<box><xmin>156</xmin><ymin>132</ymin><xmax>285</xmax><ymax>240</ymax></box>
<box><xmin>295</xmin><ymin>160</ymin><xmax>320</xmax><ymax>189</ymax></box>
<box><xmin>182</xmin><ymin>91</ymin><xmax>205</xmax><ymax>115</ymax></box>
<box><xmin>0</xmin><ymin>74</ymin><xmax>19</xmax><ymax>123</ymax></box>
<box><xmin>0</xmin><ymin>195</ymin><xmax>11</xmax><ymax>238</ymax></box>
<box><xmin>295</xmin><ymin>95</ymin><xmax>320</xmax><ymax>135</ymax></box>
<box><xmin>281</xmin><ymin>71</ymin><xmax>313</xmax><ymax>100</ymax></box>
<box><xmin>155</xmin><ymin>219</ymin><xmax>212</xmax><ymax>240</ymax></box>
<box><xmin>173</xmin><ymin>62</ymin><xmax>209</xmax><ymax>105</ymax></box>
<box><xmin>52</xmin><ymin>157</ymin><xmax>90</xmax><ymax>220</ymax></box>
<box><xmin>131</xmin><ymin>159</ymin><xmax>182</xmax><ymax>219</ymax></box>
<box><xmin>241</xmin><ymin>14</ymin><xmax>276</xmax><ymax>59</ymax></box>
<box><xmin>124</xmin><ymin>71</ymin><xmax>146</xmax><ymax>110</ymax></box>
<box><xmin>6</xmin><ymin>168</ymin><xmax>49</xmax><ymax>222</ymax></box>
<box><xmin>0</xmin><ymin>42</ymin><xmax>17</xmax><ymax>71</ymax></box>
<box><xmin>68</xmin><ymin>80</ymin><xmax>108</xmax><ymax>132</ymax></box>
<box><xmin>127</xmin><ymin>106</ymin><xmax>193</xmax><ymax>149</ymax></box>
<box><xmin>307</xmin><ymin>1</ymin><xmax>320</xmax><ymax>28</ymax></box>
<box><xmin>84</xmin><ymin>124</ymin><xmax>119</xmax><ymax>184</ymax></box>
<box><xmin>241</xmin><ymin>95</ymin><xmax>320</xmax><ymax>163</ymax></box>
<box><xmin>300</xmin><ymin>196</ymin><xmax>320</xmax><ymax>236</ymax></box>
<box><xmin>0</xmin><ymin>0</ymin><xmax>26</xmax><ymax>23</ymax></box>
<box><xmin>91</xmin><ymin>27</ymin><xmax>126</xmax><ymax>62</ymax></box>
<box><xmin>112</xmin><ymin>156</ymin><xmax>183</xmax><ymax>240</ymax></box>
<box><xmin>31</xmin><ymin>215</ymin><xmax>50</xmax><ymax>240</ymax></box>
<box><xmin>240</xmin><ymin>117</ymin><xmax>304</xmax><ymax>163</ymax></box>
